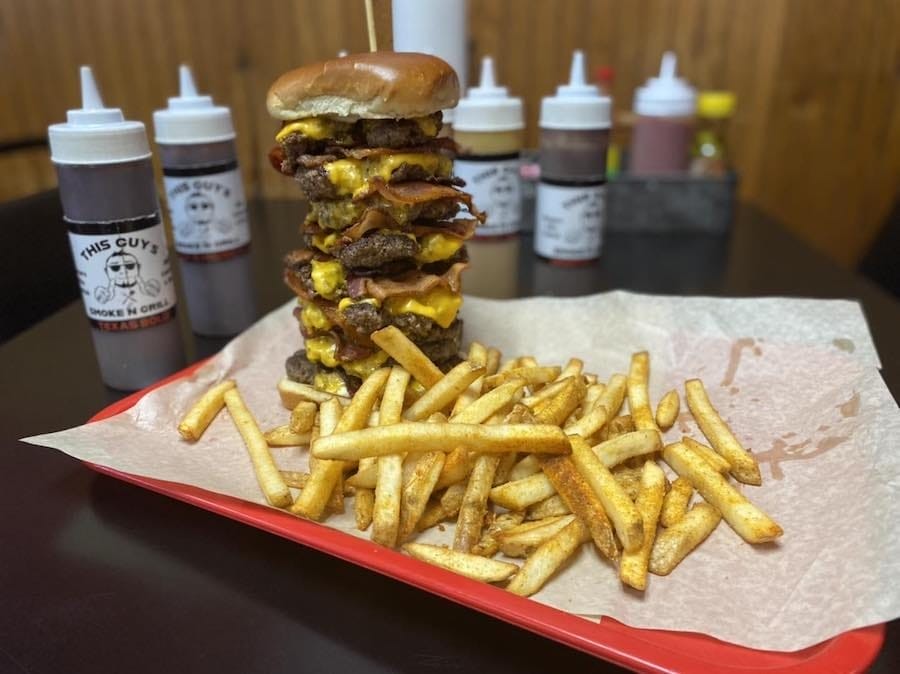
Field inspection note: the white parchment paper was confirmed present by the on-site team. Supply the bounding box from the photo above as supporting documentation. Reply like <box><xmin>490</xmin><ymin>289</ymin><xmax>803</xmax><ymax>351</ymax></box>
<box><xmin>23</xmin><ymin>291</ymin><xmax>900</xmax><ymax>651</ymax></box>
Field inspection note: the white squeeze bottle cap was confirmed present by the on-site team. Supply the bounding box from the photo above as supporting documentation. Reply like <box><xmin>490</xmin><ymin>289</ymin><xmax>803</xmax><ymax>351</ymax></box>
<box><xmin>454</xmin><ymin>56</ymin><xmax>524</xmax><ymax>132</ymax></box>
<box><xmin>153</xmin><ymin>64</ymin><xmax>235</xmax><ymax>144</ymax></box>
<box><xmin>539</xmin><ymin>50</ymin><xmax>611</xmax><ymax>131</ymax></box>
<box><xmin>634</xmin><ymin>51</ymin><xmax>696</xmax><ymax>117</ymax></box>
<box><xmin>48</xmin><ymin>66</ymin><xmax>151</xmax><ymax>165</ymax></box>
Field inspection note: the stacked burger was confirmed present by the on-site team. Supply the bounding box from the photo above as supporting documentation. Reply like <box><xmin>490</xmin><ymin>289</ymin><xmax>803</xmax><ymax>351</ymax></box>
<box><xmin>267</xmin><ymin>52</ymin><xmax>484</xmax><ymax>395</ymax></box>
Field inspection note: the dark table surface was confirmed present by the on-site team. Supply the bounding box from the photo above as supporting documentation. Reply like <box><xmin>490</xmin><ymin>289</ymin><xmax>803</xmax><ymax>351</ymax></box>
<box><xmin>2</xmin><ymin>194</ymin><xmax>898</xmax><ymax>674</ymax></box>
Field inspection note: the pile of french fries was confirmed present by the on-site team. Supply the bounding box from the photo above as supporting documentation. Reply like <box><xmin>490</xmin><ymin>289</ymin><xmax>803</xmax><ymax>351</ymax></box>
<box><xmin>178</xmin><ymin>325</ymin><xmax>783</xmax><ymax>597</ymax></box>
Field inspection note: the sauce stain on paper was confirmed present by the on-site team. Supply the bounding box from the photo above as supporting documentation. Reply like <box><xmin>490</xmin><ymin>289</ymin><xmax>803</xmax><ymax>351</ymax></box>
<box><xmin>756</xmin><ymin>435</ymin><xmax>849</xmax><ymax>480</ymax></box>
<box><xmin>721</xmin><ymin>338</ymin><xmax>758</xmax><ymax>387</ymax></box>
<box><xmin>839</xmin><ymin>392</ymin><xmax>860</xmax><ymax>418</ymax></box>
<box><xmin>832</xmin><ymin>338</ymin><xmax>856</xmax><ymax>353</ymax></box>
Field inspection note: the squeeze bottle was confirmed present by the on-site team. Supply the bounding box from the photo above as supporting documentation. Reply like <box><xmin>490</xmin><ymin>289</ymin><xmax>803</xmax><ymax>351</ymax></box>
<box><xmin>453</xmin><ymin>56</ymin><xmax>524</xmax><ymax>238</ymax></box>
<box><xmin>630</xmin><ymin>52</ymin><xmax>696</xmax><ymax>175</ymax></box>
<box><xmin>48</xmin><ymin>67</ymin><xmax>184</xmax><ymax>390</ymax></box>
<box><xmin>154</xmin><ymin>65</ymin><xmax>256</xmax><ymax>337</ymax></box>
<box><xmin>534</xmin><ymin>50</ymin><xmax>611</xmax><ymax>264</ymax></box>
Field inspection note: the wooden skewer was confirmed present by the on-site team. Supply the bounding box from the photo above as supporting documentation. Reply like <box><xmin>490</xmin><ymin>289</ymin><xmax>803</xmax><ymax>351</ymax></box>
<box><xmin>365</xmin><ymin>0</ymin><xmax>378</xmax><ymax>52</ymax></box>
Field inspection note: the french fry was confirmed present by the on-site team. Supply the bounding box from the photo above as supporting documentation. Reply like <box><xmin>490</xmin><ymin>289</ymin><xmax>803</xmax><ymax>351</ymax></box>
<box><xmin>498</xmin><ymin>357</ymin><xmax>520</xmax><ymax>373</ymax></box>
<box><xmin>498</xmin><ymin>515</ymin><xmax>576</xmax><ymax>557</ymax></box>
<box><xmin>489</xmin><ymin>472</ymin><xmax>557</xmax><ymax>510</ymax></box>
<box><xmin>355</xmin><ymin>488</ymin><xmax>375</xmax><ymax>530</ymax></box>
<box><xmin>403</xmin><ymin>543</ymin><xmax>519</xmax><ymax>583</ymax></box>
<box><xmin>450</xmin><ymin>378</ymin><xmax>528</xmax><ymax>425</ymax></box>
<box><xmin>263</xmin><ymin>425</ymin><xmax>312</xmax><ymax>447</ymax></box>
<box><xmin>346</xmin><ymin>463</ymin><xmax>377</xmax><ymax>489</ymax></box>
<box><xmin>597</xmin><ymin>374</ymin><xmax>627</xmax><ymax>418</ymax></box>
<box><xmin>312</xmin><ymin>423</ymin><xmax>571</xmax><ymax>461</ymax></box>
<box><xmin>494</xmin><ymin>451</ymin><xmax>518</xmax><ymax>485</ymax></box>
<box><xmin>403</xmin><ymin>361</ymin><xmax>486</xmax><ymax>421</ymax></box>
<box><xmin>177</xmin><ymin>379</ymin><xmax>235</xmax><ymax>441</ymax></box>
<box><xmin>649</xmin><ymin>503</ymin><xmax>722</xmax><ymax>575</ymax></box>
<box><xmin>371</xmin><ymin>366</ymin><xmax>410</xmax><ymax>547</ymax></box>
<box><xmin>417</xmin><ymin>482</ymin><xmax>467</xmax><ymax>531</ymax></box>
<box><xmin>483</xmin><ymin>366</ymin><xmax>561</xmax><ymax>391</ymax></box>
<box><xmin>533</xmin><ymin>378</ymin><xmax>586</xmax><ymax>426</ymax></box>
<box><xmin>290</xmin><ymin>397</ymin><xmax>343</xmax><ymax>519</ymax></box>
<box><xmin>540</xmin><ymin>454</ymin><xmax>618</xmax><ymax>559</ymax></box>
<box><xmin>326</xmin><ymin>473</ymin><xmax>345</xmax><ymax>514</ymax></box>
<box><xmin>289</xmin><ymin>400</ymin><xmax>317</xmax><ymax>434</ymax></box>
<box><xmin>584</xmin><ymin>373</ymin><xmax>598</xmax><ymax>385</ymax></box>
<box><xmin>398</xmin><ymin>451</ymin><xmax>446</xmax><ymax>542</ymax></box>
<box><xmin>620</xmin><ymin>461</ymin><xmax>667</xmax><ymax>590</ymax></box>
<box><xmin>564</xmin><ymin>401</ymin><xmax>610</xmax><ymax>439</ymax></box>
<box><xmin>663</xmin><ymin>441</ymin><xmax>783</xmax><ymax>543</ymax></box>
<box><xmin>612</xmin><ymin>465</ymin><xmax>643</xmax><ymax>501</ymax></box>
<box><xmin>371</xmin><ymin>325</ymin><xmax>443</xmax><ymax>388</ymax></box>
<box><xmin>555</xmin><ymin>358</ymin><xmax>584</xmax><ymax>382</ymax></box>
<box><xmin>607</xmin><ymin>414</ymin><xmax>636</xmax><ymax>439</ymax></box>
<box><xmin>578</xmin><ymin>383</ymin><xmax>606</xmax><ymax>418</ymax></box>
<box><xmin>685</xmin><ymin>379</ymin><xmax>762</xmax><ymax>485</ymax></box>
<box><xmin>454</xmin><ymin>454</ymin><xmax>502</xmax><ymax>552</ymax></box>
<box><xmin>506</xmin><ymin>518</ymin><xmax>591</xmax><ymax>596</ymax></box>
<box><xmin>433</xmin><ymin>447</ymin><xmax>476</xmax><ymax>490</ymax></box>
<box><xmin>223</xmin><ymin>388</ymin><xmax>292</xmax><ymax>508</ymax></box>
<box><xmin>451</xmin><ymin>342</ymin><xmax>488</xmax><ymax>416</ymax></box>
<box><xmin>568</xmin><ymin>436</ymin><xmax>644</xmax><ymax>553</ymax></box>
<box><xmin>518</xmin><ymin>356</ymin><xmax>538</xmax><ymax>368</ymax></box>
<box><xmin>592</xmin><ymin>429</ymin><xmax>662</xmax><ymax>468</ymax></box>
<box><xmin>660</xmin><ymin>477</ymin><xmax>693</xmax><ymax>527</ymax></box>
<box><xmin>655</xmin><ymin>389</ymin><xmax>680</xmax><ymax>431</ymax></box>
<box><xmin>509</xmin><ymin>454</ymin><xmax>542</xmax><ymax>482</ymax></box>
<box><xmin>521</xmin><ymin>378</ymin><xmax>572</xmax><ymax>409</ymax></box>
<box><xmin>484</xmin><ymin>347</ymin><xmax>501</xmax><ymax>376</ymax></box>
<box><xmin>280</xmin><ymin>470</ymin><xmax>310</xmax><ymax>489</ymax></box>
<box><xmin>471</xmin><ymin>511</ymin><xmax>526</xmax><ymax>557</ymax></box>
<box><xmin>683</xmin><ymin>436</ymin><xmax>731</xmax><ymax>474</ymax></box>
<box><xmin>527</xmin><ymin>494</ymin><xmax>570</xmax><ymax>520</ymax></box>
<box><xmin>628</xmin><ymin>351</ymin><xmax>658</xmax><ymax>432</ymax></box>
<box><xmin>278</xmin><ymin>378</ymin><xmax>349</xmax><ymax>408</ymax></box>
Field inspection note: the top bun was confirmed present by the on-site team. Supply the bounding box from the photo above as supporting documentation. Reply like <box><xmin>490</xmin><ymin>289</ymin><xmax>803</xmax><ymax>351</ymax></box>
<box><xmin>267</xmin><ymin>52</ymin><xmax>460</xmax><ymax>121</ymax></box>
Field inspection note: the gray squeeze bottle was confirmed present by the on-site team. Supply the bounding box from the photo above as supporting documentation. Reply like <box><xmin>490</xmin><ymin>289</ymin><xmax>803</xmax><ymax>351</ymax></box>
<box><xmin>153</xmin><ymin>65</ymin><xmax>256</xmax><ymax>336</ymax></box>
<box><xmin>534</xmin><ymin>50</ymin><xmax>611</xmax><ymax>264</ymax></box>
<box><xmin>48</xmin><ymin>66</ymin><xmax>185</xmax><ymax>391</ymax></box>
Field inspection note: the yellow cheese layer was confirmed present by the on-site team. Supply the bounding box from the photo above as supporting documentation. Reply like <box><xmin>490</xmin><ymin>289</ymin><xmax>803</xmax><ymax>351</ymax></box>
<box><xmin>338</xmin><ymin>297</ymin><xmax>381</xmax><ymax>311</ymax></box>
<box><xmin>276</xmin><ymin>117</ymin><xmax>350</xmax><ymax>142</ymax></box>
<box><xmin>415</xmin><ymin>233</ymin><xmax>463</xmax><ymax>264</ymax></box>
<box><xmin>310</xmin><ymin>259</ymin><xmax>345</xmax><ymax>299</ymax></box>
<box><xmin>305</xmin><ymin>336</ymin><xmax>340</xmax><ymax>368</ymax></box>
<box><xmin>385</xmin><ymin>287</ymin><xmax>461</xmax><ymax>329</ymax></box>
<box><xmin>299</xmin><ymin>301</ymin><xmax>332</xmax><ymax>332</ymax></box>
<box><xmin>414</xmin><ymin>115</ymin><xmax>439</xmax><ymax>137</ymax></box>
<box><xmin>314</xmin><ymin>372</ymin><xmax>349</xmax><ymax>397</ymax></box>
<box><xmin>311</xmin><ymin>232</ymin><xmax>341</xmax><ymax>254</ymax></box>
<box><xmin>324</xmin><ymin>153</ymin><xmax>453</xmax><ymax>198</ymax></box>
<box><xmin>342</xmin><ymin>350</ymin><xmax>390</xmax><ymax>379</ymax></box>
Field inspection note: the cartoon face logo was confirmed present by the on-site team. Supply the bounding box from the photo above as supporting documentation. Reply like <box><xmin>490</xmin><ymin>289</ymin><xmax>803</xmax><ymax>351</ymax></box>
<box><xmin>580</xmin><ymin>193</ymin><xmax>604</xmax><ymax>233</ymax></box>
<box><xmin>185</xmin><ymin>192</ymin><xmax>215</xmax><ymax>226</ymax></box>
<box><xmin>488</xmin><ymin>173</ymin><xmax>518</xmax><ymax>224</ymax></box>
<box><xmin>105</xmin><ymin>251</ymin><xmax>140</xmax><ymax>288</ymax></box>
<box><xmin>94</xmin><ymin>250</ymin><xmax>161</xmax><ymax>306</ymax></box>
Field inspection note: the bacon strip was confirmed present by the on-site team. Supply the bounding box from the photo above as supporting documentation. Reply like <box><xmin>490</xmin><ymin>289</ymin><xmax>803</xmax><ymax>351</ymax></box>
<box><xmin>351</xmin><ymin>261</ymin><xmax>467</xmax><ymax>301</ymax></box>
<box><xmin>361</xmin><ymin>180</ymin><xmax>486</xmax><ymax>222</ymax></box>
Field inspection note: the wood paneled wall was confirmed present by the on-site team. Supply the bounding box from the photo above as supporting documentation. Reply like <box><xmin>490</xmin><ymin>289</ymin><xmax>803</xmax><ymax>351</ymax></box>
<box><xmin>1</xmin><ymin>0</ymin><xmax>897</xmax><ymax>267</ymax></box>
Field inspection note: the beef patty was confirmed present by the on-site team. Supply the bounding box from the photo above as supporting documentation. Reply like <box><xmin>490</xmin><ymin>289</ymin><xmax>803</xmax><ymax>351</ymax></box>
<box><xmin>293</xmin><ymin>163</ymin><xmax>460</xmax><ymax>201</ymax></box>
<box><xmin>309</xmin><ymin>196</ymin><xmax>460</xmax><ymax>230</ymax></box>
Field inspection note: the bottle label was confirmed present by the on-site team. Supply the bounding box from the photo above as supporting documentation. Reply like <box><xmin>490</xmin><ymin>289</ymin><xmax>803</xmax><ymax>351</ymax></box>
<box><xmin>534</xmin><ymin>181</ymin><xmax>605</xmax><ymax>260</ymax></box>
<box><xmin>163</xmin><ymin>161</ymin><xmax>250</xmax><ymax>261</ymax></box>
<box><xmin>454</xmin><ymin>155</ymin><xmax>521</xmax><ymax>236</ymax></box>
<box><xmin>67</xmin><ymin>214</ymin><xmax>178</xmax><ymax>331</ymax></box>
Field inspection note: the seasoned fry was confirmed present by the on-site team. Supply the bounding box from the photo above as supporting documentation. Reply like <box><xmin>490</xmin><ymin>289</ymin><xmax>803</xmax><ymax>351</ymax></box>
<box><xmin>597</xmin><ymin>374</ymin><xmax>628</xmax><ymax>418</ymax></box>
<box><xmin>620</xmin><ymin>461</ymin><xmax>667</xmax><ymax>590</ymax></box>
<box><xmin>433</xmin><ymin>447</ymin><xmax>475</xmax><ymax>490</ymax></box>
<box><xmin>403</xmin><ymin>361</ymin><xmax>486</xmax><ymax>421</ymax></box>
<box><xmin>354</xmin><ymin>488</ymin><xmax>375</xmax><ymax>530</ymax></box>
<box><xmin>579</xmin><ymin>383</ymin><xmax>606</xmax><ymax>418</ymax></box>
<box><xmin>521</xmin><ymin>378</ymin><xmax>572</xmax><ymax>409</ymax></box>
<box><xmin>289</xmin><ymin>400</ymin><xmax>317</xmax><ymax>434</ymax></box>
<box><xmin>506</xmin><ymin>519</ymin><xmax>591</xmax><ymax>596</ymax></box>
<box><xmin>263</xmin><ymin>425</ymin><xmax>312</xmax><ymax>447</ymax></box>
<box><xmin>326</xmin><ymin>473</ymin><xmax>345</xmax><ymax>514</ymax></box>
<box><xmin>278</xmin><ymin>378</ymin><xmax>349</xmax><ymax>408</ymax></box>
<box><xmin>403</xmin><ymin>543</ymin><xmax>519</xmax><ymax>583</ymax></box>
<box><xmin>569</xmin><ymin>436</ymin><xmax>644</xmax><ymax>553</ymax></box>
<box><xmin>518</xmin><ymin>356</ymin><xmax>538</xmax><ymax>368</ymax></box>
<box><xmin>498</xmin><ymin>357</ymin><xmax>520</xmax><ymax>373</ymax></box>
<box><xmin>371</xmin><ymin>325</ymin><xmax>443</xmax><ymax>388</ymax></box>
<box><xmin>312</xmin><ymin>423</ymin><xmax>571</xmax><ymax>461</ymax></box>
<box><xmin>564</xmin><ymin>401</ymin><xmax>610</xmax><ymax>439</ymax></box>
<box><xmin>498</xmin><ymin>515</ymin><xmax>576</xmax><ymax>557</ymax></box>
<box><xmin>685</xmin><ymin>379</ymin><xmax>761</xmax><ymax>485</ymax></box>
<box><xmin>398</xmin><ymin>451</ymin><xmax>446</xmax><ymax>541</ymax></box>
<box><xmin>663</xmin><ymin>441</ymin><xmax>783</xmax><ymax>543</ymax></box>
<box><xmin>606</xmin><ymin>414</ymin><xmax>636</xmax><ymax>439</ymax></box>
<box><xmin>540</xmin><ymin>455</ymin><xmax>618</xmax><ymax>559</ymax></box>
<box><xmin>489</xmin><ymin>471</ymin><xmax>557</xmax><ymax>510</ymax></box>
<box><xmin>450</xmin><ymin>378</ymin><xmax>528</xmax><ymax>425</ymax></box>
<box><xmin>612</xmin><ymin>465</ymin><xmax>642</xmax><ymax>501</ymax></box>
<box><xmin>555</xmin><ymin>358</ymin><xmax>584</xmax><ymax>382</ymax></box>
<box><xmin>371</xmin><ymin>366</ymin><xmax>410</xmax><ymax>547</ymax></box>
<box><xmin>527</xmin><ymin>494</ymin><xmax>570</xmax><ymax>520</ymax></box>
<box><xmin>471</xmin><ymin>511</ymin><xmax>525</xmax><ymax>557</ymax></box>
<box><xmin>627</xmin><ymin>351</ymin><xmax>658</xmax><ymax>432</ymax></box>
<box><xmin>417</xmin><ymin>482</ymin><xmax>467</xmax><ymax>530</ymax></box>
<box><xmin>592</xmin><ymin>429</ymin><xmax>662</xmax><ymax>468</ymax></box>
<box><xmin>454</xmin><ymin>454</ymin><xmax>502</xmax><ymax>552</ymax></box>
<box><xmin>683</xmin><ymin>436</ymin><xmax>731</xmax><ymax>474</ymax></box>
<box><xmin>224</xmin><ymin>388</ymin><xmax>292</xmax><ymax>508</ymax></box>
<box><xmin>649</xmin><ymin>503</ymin><xmax>721</xmax><ymax>575</ymax></box>
<box><xmin>655</xmin><ymin>389</ymin><xmax>680</xmax><ymax>431</ymax></box>
<box><xmin>178</xmin><ymin>379</ymin><xmax>235</xmax><ymax>441</ymax></box>
<box><xmin>509</xmin><ymin>454</ymin><xmax>542</xmax><ymax>482</ymax></box>
<box><xmin>584</xmin><ymin>373</ymin><xmax>598</xmax><ymax>385</ymax></box>
<box><xmin>290</xmin><ymin>398</ymin><xmax>343</xmax><ymax>520</ymax></box>
<box><xmin>484</xmin><ymin>347</ymin><xmax>501</xmax><ymax>376</ymax></box>
<box><xmin>494</xmin><ymin>451</ymin><xmax>518</xmax><ymax>485</ymax></box>
<box><xmin>451</xmin><ymin>342</ymin><xmax>488</xmax><ymax>416</ymax></box>
<box><xmin>483</xmin><ymin>366</ymin><xmax>561</xmax><ymax>391</ymax></box>
<box><xmin>280</xmin><ymin>470</ymin><xmax>310</xmax><ymax>489</ymax></box>
<box><xmin>660</xmin><ymin>477</ymin><xmax>693</xmax><ymax>527</ymax></box>
<box><xmin>533</xmin><ymin>378</ymin><xmax>586</xmax><ymax>426</ymax></box>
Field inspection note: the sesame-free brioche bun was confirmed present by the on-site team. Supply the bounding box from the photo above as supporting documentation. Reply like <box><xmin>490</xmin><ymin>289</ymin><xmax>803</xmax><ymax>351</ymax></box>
<box><xmin>267</xmin><ymin>52</ymin><xmax>459</xmax><ymax>121</ymax></box>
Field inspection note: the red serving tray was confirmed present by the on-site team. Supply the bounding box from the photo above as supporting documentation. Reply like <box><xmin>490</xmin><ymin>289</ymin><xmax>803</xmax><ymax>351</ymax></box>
<box><xmin>87</xmin><ymin>360</ymin><xmax>885</xmax><ymax>674</ymax></box>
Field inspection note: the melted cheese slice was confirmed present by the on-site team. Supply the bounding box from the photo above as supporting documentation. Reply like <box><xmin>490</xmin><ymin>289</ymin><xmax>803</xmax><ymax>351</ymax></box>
<box><xmin>415</xmin><ymin>233</ymin><xmax>463</xmax><ymax>263</ymax></box>
<box><xmin>338</xmin><ymin>297</ymin><xmax>381</xmax><ymax>311</ymax></box>
<box><xmin>299</xmin><ymin>301</ymin><xmax>332</xmax><ymax>332</ymax></box>
<box><xmin>275</xmin><ymin>117</ymin><xmax>349</xmax><ymax>142</ymax></box>
<box><xmin>306</xmin><ymin>335</ymin><xmax>389</xmax><ymax>382</ymax></box>
<box><xmin>324</xmin><ymin>154</ymin><xmax>453</xmax><ymax>198</ymax></box>
<box><xmin>314</xmin><ymin>372</ymin><xmax>349</xmax><ymax>396</ymax></box>
<box><xmin>341</xmin><ymin>350</ymin><xmax>390</xmax><ymax>379</ymax></box>
<box><xmin>310</xmin><ymin>259</ymin><xmax>345</xmax><ymax>299</ymax></box>
<box><xmin>305</xmin><ymin>336</ymin><xmax>340</xmax><ymax>368</ymax></box>
<box><xmin>385</xmin><ymin>287</ymin><xmax>461</xmax><ymax>329</ymax></box>
<box><xmin>311</xmin><ymin>232</ymin><xmax>341</xmax><ymax>254</ymax></box>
